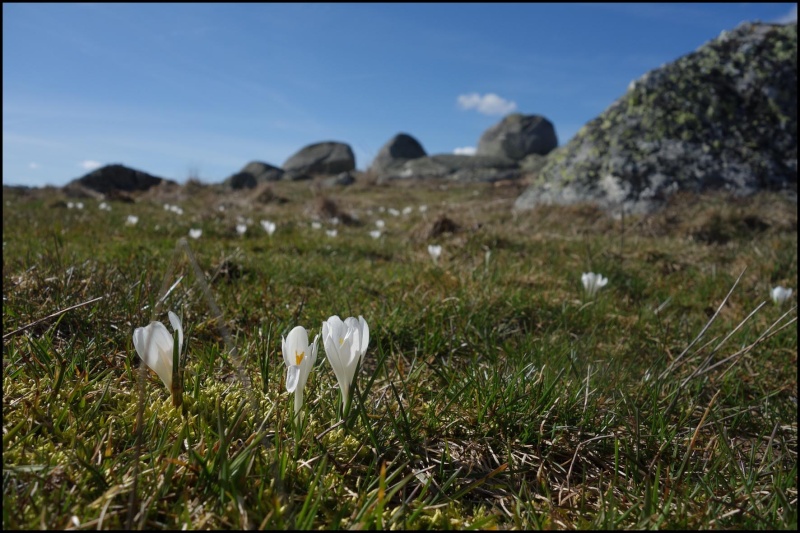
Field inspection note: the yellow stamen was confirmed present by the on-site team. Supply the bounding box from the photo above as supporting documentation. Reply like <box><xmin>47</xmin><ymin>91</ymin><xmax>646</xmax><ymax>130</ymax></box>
<box><xmin>295</xmin><ymin>350</ymin><xmax>304</xmax><ymax>365</ymax></box>
<box><xmin>339</xmin><ymin>337</ymin><xmax>344</xmax><ymax>346</ymax></box>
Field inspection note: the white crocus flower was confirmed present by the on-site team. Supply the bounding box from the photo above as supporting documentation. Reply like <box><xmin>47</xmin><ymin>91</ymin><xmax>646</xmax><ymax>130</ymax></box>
<box><xmin>419</xmin><ymin>205</ymin><xmax>428</xmax><ymax>213</ymax></box>
<box><xmin>326</xmin><ymin>229</ymin><xmax>338</xmax><ymax>238</ymax></box>
<box><xmin>126</xmin><ymin>215</ymin><xmax>139</xmax><ymax>226</ymax></box>
<box><xmin>311</xmin><ymin>221</ymin><xmax>322</xmax><ymax>230</ymax></box>
<box><xmin>428</xmin><ymin>244</ymin><xmax>442</xmax><ymax>263</ymax></box>
<box><xmin>369</xmin><ymin>230</ymin><xmax>381</xmax><ymax>239</ymax></box>
<box><xmin>322</xmin><ymin>315</ymin><xmax>369</xmax><ymax>416</ymax></box>
<box><xmin>771</xmin><ymin>286</ymin><xmax>793</xmax><ymax>306</ymax></box>
<box><xmin>132</xmin><ymin>311</ymin><xmax>183</xmax><ymax>391</ymax></box>
<box><xmin>76</xmin><ymin>202</ymin><xmax>84</xmax><ymax>210</ymax></box>
<box><xmin>188</xmin><ymin>228</ymin><xmax>202</xmax><ymax>239</ymax></box>
<box><xmin>388</xmin><ymin>208</ymin><xmax>400</xmax><ymax>217</ymax></box>
<box><xmin>67</xmin><ymin>201</ymin><xmax>75</xmax><ymax>209</ymax></box>
<box><xmin>236</xmin><ymin>223</ymin><xmax>247</xmax><ymax>236</ymax></box>
<box><xmin>261</xmin><ymin>219</ymin><xmax>276</xmax><ymax>236</ymax></box>
<box><xmin>99</xmin><ymin>201</ymin><xmax>111</xmax><ymax>211</ymax></box>
<box><xmin>375</xmin><ymin>219</ymin><xmax>385</xmax><ymax>229</ymax></box>
<box><xmin>282</xmin><ymin>326</ymin><xmax>319</xmax><ymax>416</ymax></box>
<box><xmin>402</xmin><ymin>206</ymin><xmax>413</xmax><ymax>215</ymax></box>
<box><xmin>582</xmin><ymin>272</ymin><xmax>608</xmax><ymax>297</ymax></box>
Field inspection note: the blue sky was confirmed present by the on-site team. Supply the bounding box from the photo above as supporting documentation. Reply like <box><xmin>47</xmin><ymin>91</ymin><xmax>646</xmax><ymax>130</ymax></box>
<box><xmin>3</xmin><ymin>3</ymin><xmax>797</xmax><ymax>187</ymax></box>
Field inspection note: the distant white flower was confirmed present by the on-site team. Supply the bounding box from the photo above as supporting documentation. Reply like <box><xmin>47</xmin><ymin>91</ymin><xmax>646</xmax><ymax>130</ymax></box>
<box><xmin>236</xmin><ymin>223</ymin><xmax>247</xmax><ymax>236</ymax></box>
<box><xmin>75</xmin><ymin>202</ymin><xmax>84</xmax><ymax>210</ymax></box>
<box><xmin>771</xmin><ymin>286</ymin><xmax>793</xmax><ymax>306</ymax></box>
<box><xmin>311</xmin><ymin>221</ymin><xmax>322</xmax><ymax>230</ymax></box>
<box><xmin>326</xmin><ymin>229</ymin><xmax>338</xmax><ymax>238</ymax></box>
<box><xmin>419</xmin><ymin>205</ymin><xmax>428</xmax><ymax>213</ymax></box>
<box><xmin>428</xmin><ymin>244</ymin><xmax>442</xmax><ymax>263</ymax></box>
<box><xmin>282</xmin><ymin>325</ymin><xmax>319</xmax><ymax>417</ymax></box>
<box><xmin>322</xmin><ymin>315</ymin><xmax>369</xmax><ymax>417</ymax></box>
<box><xmin>331</xmin><ymin>217</ymin><xmax>340</xmax><ymax>226</ymax></box>
<box><xmin>126</xmin><ymin>215</ymin><xmax>139</xmax><ymax>226</ymax></box>
<box><xmin>164</xmin><ymin>203</ymin><xmax>171</xmax><ymax>211</ymax></box>
<box><xmin>132</xmin><ymin>311</ymin><xmax>183</xmax><ymax>391</ymax></box>
<box><xmin>582</xmin><ymin>272</ymin><xmax>608</xmax><ymax>297</ymax></box>
<box><xmin>388</xmin><ymin>208</ymin><xmax>400</xmax><ymax>217</ymax></box>
<box><xmin>188</xmin><ymin>228</ymin><xmax>202</xmax><ymax>239</ymax></box>
<box><xmin>402</xmin><ymin>206</ymin><xmax>413</xmax><ymax>215</ymax></box>
<box><xmin>260</xmin><ymin>219</ymin><xmax>276</xmax><ymax>236</ymax></box>
<box><xmin>218</xmin><ymin>205</ymin><xmax>226</xmax><ymax>212</ymax></box>
<box><xmin>369</xmin><ymin>230</ymin><xmax>381</xmax><ymax>239</ymax></box>
<box><xmin>375</xmin><ymin>219</ymin><xmax>385</xmax><ymax>229</ymax></box>
<box><xmin>378</xmin><ymin>206</ymin><xmax>386</xmax><ymax>213</ymax></box>
<box><xmin>170</xmin><ymin>205</ymin><xmax>184</xmax><ymax>215</ymax></box>
<box><xmin>67</xmin><ymin>201</ymin><xmax>75</xmax><ymax>209</ymax></box>
<box><xmin>99</xmin><ymin>201</ymin><xmax>111</xmax><ymax>211</ymax></box>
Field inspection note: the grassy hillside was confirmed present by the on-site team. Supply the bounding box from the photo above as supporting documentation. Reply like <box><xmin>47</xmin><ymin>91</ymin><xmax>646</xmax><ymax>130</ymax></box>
<box><xmin>2</xmin><ymin>180</ymin><xmax>797</xmax><ymax>529</ymax></box>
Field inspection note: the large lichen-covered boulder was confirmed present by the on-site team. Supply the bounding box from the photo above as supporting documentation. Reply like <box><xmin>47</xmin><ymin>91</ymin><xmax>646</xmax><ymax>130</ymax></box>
<box><xmin>376</xmin><ymin>154</ymin><xmax>520</xmax><ymax>184</ymax></box>
<box><xmin>225</xmin><ymin>161</ymin><xmax>284</xmax><ymax>189</ymax></box>
<box><xmin>66</xmin><ymin>164</ymin><xmax>171</xmax><ymax>194</ymax></box>
<box><xmin>477</xmin><ymin>113</ymin><xmax>558</xmax><ymax>160</ymax></box>
<box><xmin>369</xmin><ymin>133</ymin><xmax>427</xmax><ymax>175</ymax></box>
<box><xmin>283</xmin><ymin>141</ymin><xmax>355</xmax><ymax>176</ymax></box>
<box><xmin>515</xmin><ymin>21</ymin><xmax>797</xmax><ymax>215</ymax></box>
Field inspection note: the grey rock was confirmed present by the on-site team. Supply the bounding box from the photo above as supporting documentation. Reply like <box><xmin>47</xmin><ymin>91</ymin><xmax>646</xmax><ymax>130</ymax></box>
<box><xmin>66</xmin><ymin>164</ymin><xmax>171</xmax><ymax>194</ymax></box>
<box><xmin>376</xmin><ymin>154</ymin><xmax>520</xmax><ymax>184</ymax></box>
<box><xmin>226</xmin><ymin>161</ymin><xmax>284</xmax><ymax>189</ymax></box>
<box><xmin>319</xmin><ymin>171</ymin><xmax>357</xmax><ymax>188</ymax></box>
<box><xmin>515</xmin><ymin>21</ymin><xmax>798</xmax><ymax>215</ymax></box>
<box><xmin>369</xmin><ymin>133</ymin><xmax>427</xmax><ymax>175</ymax></box>
<box><xmin>283</xmin><ymin>141</ymin><xmax>355</xmax><ymax>176</ymax></box>
<box><xmin>477</xmin><ymin>113</ymin><xmax>558</xmax><ymax>160</ymax></box>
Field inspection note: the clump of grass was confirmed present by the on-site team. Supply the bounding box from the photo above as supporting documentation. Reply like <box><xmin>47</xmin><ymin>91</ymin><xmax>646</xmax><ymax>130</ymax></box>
<box><xmin>2</xmin><ymin>183</ymin><xmax>797</xmax><ymax>529</ymax></box>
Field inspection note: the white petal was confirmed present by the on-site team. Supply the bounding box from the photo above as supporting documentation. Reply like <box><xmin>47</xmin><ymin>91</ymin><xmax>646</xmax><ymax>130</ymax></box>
<box><xmin>133</xmin><ymin>322</ymin><xmax>173</xmax><ymax>390</ymax></box>
<box><xmin>286</xmin><ymin>365</ymin><xmax>300</xmax><ymax>393</ymax></box>
<box><xmin>358</xmin><ymin>316</ymin><xmax>369</xmax><ymax>362</ymax></box>
<box><xmin>168</xmin><ymin>311</ymin><xmax>183</xmax><ymax>355</ymax></box>
<box><xmin>285</xmin><ymin>326</ymin><xmax>309</xmax><ymax>361</ymax></box>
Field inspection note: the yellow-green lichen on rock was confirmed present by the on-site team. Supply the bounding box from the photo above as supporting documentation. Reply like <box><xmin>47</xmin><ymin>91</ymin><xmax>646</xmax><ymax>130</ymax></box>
<box><xmin>515</xmin><ymin>21</ymin><xmax>797</xmax><ymax>215</ymax></box>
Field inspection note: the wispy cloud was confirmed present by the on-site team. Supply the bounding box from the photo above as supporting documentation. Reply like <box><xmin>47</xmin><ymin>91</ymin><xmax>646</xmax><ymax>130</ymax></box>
<box><xmin>453</xmin><ymin>146</ymin><xmax>476</xmax><ymax>155</ymax></box>
<box><xmin>29</xmin><ymin>162</ymin><xmax>39</xmax><ymax>169</ymax></box>
<box><xmin>80</xmin><ymin>160</ymin><xmax>102</xmax><ymax>170</ymax></box>
<box><xmin>457</xmin><ymin>92</ymin><xmax>517</xmax><ymax>116</ymax></box>
<box><xmin>774</xmin><ymin>5</ymin><xmax>797</xmax><ymax>24</ymax></box>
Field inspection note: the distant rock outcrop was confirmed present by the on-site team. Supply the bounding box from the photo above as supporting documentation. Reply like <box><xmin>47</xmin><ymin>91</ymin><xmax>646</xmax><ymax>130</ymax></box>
<box><xmin>375</xmin><ymin>154</ymin><xmax>520</xmax><ymax>184</ymax></box>
<box><xmin>369</xmin><ymin>133</ymin><xmax>427</xmax><ymax>175</ymax></box>
<box><xmin>283</xmin><ymin>141</ymin><xmax>355</xmax><ymax>176</ymax></box>
<box><xmin>515</xmin><ymin>21</ymin><xmax>798</xmax><ymax>215</ymax></box>
<box><xmin>477</xmin><ymin>113</ymin><xmax>558</xmax><ymax>160</ymax></box>
<box><xmin>66</xmin><ymin>164</ymin><xmax>172</xmax><ymax>194</ymax></box>
<box><xmin>226</xmin><ymin>161</ymin><xmax>284</xmax><ymax>189</ymax></box>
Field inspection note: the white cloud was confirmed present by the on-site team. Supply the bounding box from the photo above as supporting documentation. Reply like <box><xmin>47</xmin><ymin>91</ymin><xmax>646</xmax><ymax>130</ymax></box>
<box><xmin>774</xmin><ymin>5</ymin><xmax>797</xmax><ymax>24</ymax></box>
<box><xmin>453</xmin><ymin>146</ymin><xmax>476</xmax><ymax>156</ymax></box>
<box><xmin>29</xmin><ymin>162</ymin><xmax>39</xmax><ymax>169</ymax></box>
<box><xmin>457</xmin><ymin>92</ymin><xmax>517</xmax><ymax>116</ymax></box>
<box><xmin>80</xmin><ymin>160</ymin><xmax>102</xmax><ymax>170</ymax></box>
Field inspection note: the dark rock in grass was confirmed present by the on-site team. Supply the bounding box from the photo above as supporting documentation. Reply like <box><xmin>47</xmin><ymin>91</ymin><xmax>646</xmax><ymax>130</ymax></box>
<box><xmin>66</xmin><ymin>164</ymin><xmax>173</xmax><ymax>194</ymax></box>
<box><xmin>226</xmin><ymin>161</ymin><xmax>284</xmax><ymax>189</ymax></box>
<box><xmin>515</xmin><ymin>21</ymin><xmax>798</xmax><ymax>215</ymax></box>
<box><xmin>476</xmin><ymin>113</ymin><xmax>558</xmax><ymax>160</ymax></box>
<box><xmin>369</xmin><ymin>133</ymin><xmax>427</xmax><ymax>176</ymax></box>
<box><xmin>283</xmin><ymin>141</ymin><xmax>356</xmax><ymax>176</ymax></box>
